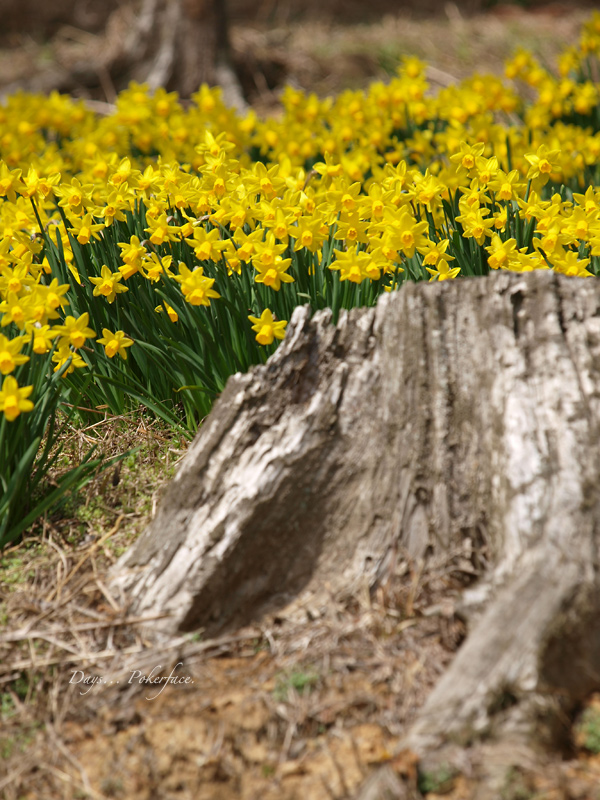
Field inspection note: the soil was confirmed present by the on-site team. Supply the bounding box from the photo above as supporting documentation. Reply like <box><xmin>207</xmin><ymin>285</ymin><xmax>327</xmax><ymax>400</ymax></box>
<box><xmin>3</xmin><ymin>4</ymin><xmax>600</xmax><ymax>799</ymax></box>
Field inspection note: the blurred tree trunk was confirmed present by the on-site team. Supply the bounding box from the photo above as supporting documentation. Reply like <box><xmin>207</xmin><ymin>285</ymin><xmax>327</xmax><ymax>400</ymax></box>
<box><xmin>125</xmin><ymin>0</ymin><xmax>242</xmax><ymax>101</ymax></box>
<box><xmin>0</xmin><ymin>0</ymin><xmax>246</xmax><ymax>107</ymax></box>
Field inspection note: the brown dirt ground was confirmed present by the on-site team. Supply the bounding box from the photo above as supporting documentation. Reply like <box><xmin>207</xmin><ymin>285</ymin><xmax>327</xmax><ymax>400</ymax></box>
<box><xmin>3</xmin><ymin>4</ymin><xmax>600</xmax><ymax>800</ymax></box>
<box><xmin>3</xmin><ymin>439</ymin><xmax>600</xmax><ymax>799</ymax></box>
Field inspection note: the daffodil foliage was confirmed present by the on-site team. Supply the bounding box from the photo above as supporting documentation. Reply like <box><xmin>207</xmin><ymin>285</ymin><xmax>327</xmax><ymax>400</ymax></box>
<box><xmin>2</xmin><ymin>13</ymin><xmax>600</xmax><ymax>541</ymax></box>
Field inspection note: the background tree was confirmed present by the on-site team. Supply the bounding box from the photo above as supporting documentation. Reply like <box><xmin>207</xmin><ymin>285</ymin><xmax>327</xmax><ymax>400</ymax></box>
<box><xmin>0</xmin><ymin>0</ymin><xmax>245</xmax><ymax>107</ymax></box>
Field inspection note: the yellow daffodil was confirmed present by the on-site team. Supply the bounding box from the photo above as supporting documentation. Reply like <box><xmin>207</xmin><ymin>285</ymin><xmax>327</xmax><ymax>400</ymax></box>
<box><xmin>155</xmin><ymin>302</ymin><xmax>179</xmax><ymax>322</ymax></box>
<box><xmin>67</xmin><ymin>212</ymin><xmax>105</xmax><ymax>245</ymax></box>
<box><xmin>118</xmin><ymin>235</ymin><xmax>147</xmax><ymax>277</ymax></box>
<box><xmin>184</xmin><ymin>227</ymin><xmax>226</xmax><ymax>262</ymax></box>
<box><xmin>525</xmin><ymin>145</ymin><xmax>561</xmax><ymax>186</ymax></box>
<box><xmin>0</xmin><ymin>374</ymin><xmax>34</xmax><ymax>421</ymax></box>
<box><xmin>248</xmin><ymin>309</ymin><xmax>287</xmax><ymax>345</ymax></box>
<box><xmin>89</xmin><ymin>265</ymin><xmax>129</xmax><ymax>303</ymax></box>
<box><xmin>174</xmin><ymin>264</ymin><xmax>221</xmax><ymax>306</ymax></box>
<box><xmin>253</xmin><ymin>256</ymin><xmax>294</xmax><ymax>291</ymax></box>
<box><xmin>145</xmin><ymin>213</ymin><xmax>182</xmax><ymax>246</ymax></box>
<box><xmin>28</xmin><ymin>323</ymin><xmax>57</xmax><ymax>355</ymax></box>
<box><xmin>485</xmin><ymin>235</ymin><xmax>519</xmax><ymax>270</ymax></box>
<box><xmin>97</xmin><ymin>329</ymin><xmax>134</xmax><ymax>359</ymax></box>
<box><xmin>52</xmin><ymin>312</ymin><xmax>96</xmax><ymax>350</ymax></box>
<box><xmin>0</xmin><ymin>292</ymin><xmax>35</xmax><ymax>330</ymax></box>
<box><xmin>52</xmin><ymin>345</ymin><xmax>87</xmax><ymax>374</ymax></box>
<box><xmin>426</xmin><ymin>260</ymin><xmax>461</xmax><ymax>281</ymax></box>
<box><xmin>330</xmin><ymin>247</ymin><xmax>380</xmax><ymax>284</ymax></box>
<box><xmin>0</xmin><ymin>333</ymin><xmax>30</xmax><ymax>374</ymax></box>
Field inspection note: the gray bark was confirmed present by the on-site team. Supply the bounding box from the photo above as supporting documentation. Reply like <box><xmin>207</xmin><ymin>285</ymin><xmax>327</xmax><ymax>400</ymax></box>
<box><xmin>100</xmin><ymin>0</ymin><xmax>246</xmax><ymax>107</ymax></box>
<box><xmin>110</xmin><ymin>269</ymin><xmax>600</xmax><ymax>782</ymax></box>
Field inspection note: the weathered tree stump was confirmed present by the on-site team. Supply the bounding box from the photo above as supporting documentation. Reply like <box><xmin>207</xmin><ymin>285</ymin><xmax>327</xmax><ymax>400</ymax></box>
<box><xmin>110</xmin><ymin>269</ymin><xmax>600</xmax><ymax>785</ymax></box>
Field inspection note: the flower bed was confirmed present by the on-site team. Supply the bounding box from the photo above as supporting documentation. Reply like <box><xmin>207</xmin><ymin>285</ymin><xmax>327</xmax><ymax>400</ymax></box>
<box><xmin>1</xmin><ymin>12</ymin><xmax>600</xmax><ymax>542</ymax></box>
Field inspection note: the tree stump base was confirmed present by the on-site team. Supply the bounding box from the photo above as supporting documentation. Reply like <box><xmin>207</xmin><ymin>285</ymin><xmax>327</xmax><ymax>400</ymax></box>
<box><xmin>110</xmin><ymin>270</ymin><xmax>600</xmax><ymax>791</ymax></box>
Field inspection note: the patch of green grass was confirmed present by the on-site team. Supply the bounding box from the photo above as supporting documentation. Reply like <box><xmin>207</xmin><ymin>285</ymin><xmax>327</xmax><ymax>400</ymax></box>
<box><xmin>100</xmin><ymin>776</ymin><xmax>125</xmax><ymax>797</ymax></box>
<box><xmin>0</xmin><ymin>720</ymin><xmax>41</xmax><ymax>758</ymax></box>
<box><xmin>576</xmin><ymin>705</ymin><xmax>600</xmax><ymax>754</ymax></box>
<box><xmin>76</xmin><ymin>504</ymin><xmax>104</xmax><ymax>524</ymax></box>
<box><xmin>1</xmin><ymin>673</ymin><xmax>37</xmax><ymax>719</ymax></box>
<box><xmin>0</xmin><ymin>554</ymin><xmax>24</xmax><ymax>584</ymax></box>
<box><xmin>417</xmin><ymin>763</ymin><xmax>456</xmax><ymax>794</ymax></box>
<box><xmin>273</xmin><ymin>668</ymin><xmax>320</xmax><ymax>702</ymax></box>
<box><xmin>1</xmin><ymin>692</ymin><xmax>16</xmax><ymax>720</ymax></box>
<box><xmin>375</xmin><ymin>44</ymin><xmax>403</xmax><ymax>75</ymax></box>
<box><xmin>500</xmin><ymin>766</ymin><xmax>534</xmax><ymax>800</ymax></box>
<box><xmin>53</xmin><ymin>415</ymin><xmax>187</xmax><ymax>542</ymax></box>
<box><xmin>0</xmin><ymin>416</ymin><xmax>188</xmax><ymax>616</ymax></box>
<box><xmin>0</xmin><ymin>542</ymin><xmax>42</xmax><ymax>586</ymax></box>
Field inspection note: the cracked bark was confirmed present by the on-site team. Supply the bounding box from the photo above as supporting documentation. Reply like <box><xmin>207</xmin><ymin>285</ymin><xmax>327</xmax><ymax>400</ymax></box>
<box><xmin>110</xmin><ymin>270</ymin><xmax>600</xmax><ymax>787</ymax></box>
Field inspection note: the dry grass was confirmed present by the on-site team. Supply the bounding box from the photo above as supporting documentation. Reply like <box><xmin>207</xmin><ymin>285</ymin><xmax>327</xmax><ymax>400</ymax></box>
<box><xmin>0</xmin><ymin>531</ymin><xmax>470</xmax><ymax>799</ymax></box>
<box><xmin>231</xmin><ymin>5</ymin><xmax>591</xmax><ymax>111</ymax></box>
<box><xmin>3</xmin><ymin>513</ymin><xmax>599</xmax><ymax>798</ymax></box>
<box><xmin>0</xmin><ymin>404</ymin><xmax>470</xmax><ymax>799</ymax></box>
<box><xmin>0</xmin><ymin>414</ymin><xmax>189</xmax><ymax>796</ymax></box>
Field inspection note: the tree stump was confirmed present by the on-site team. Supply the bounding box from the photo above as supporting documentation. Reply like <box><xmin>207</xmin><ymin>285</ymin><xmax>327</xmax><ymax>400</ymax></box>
<box><xmin>110</xmin><ymin>269</ymin><xmax>600</xmax><ymax>782</ymax></box>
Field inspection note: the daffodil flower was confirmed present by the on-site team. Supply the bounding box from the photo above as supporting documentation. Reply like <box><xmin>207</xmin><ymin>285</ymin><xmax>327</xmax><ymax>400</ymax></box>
<box><xmin>97</xmin><ymin>329</ymin><xmax>134</xmax><ymax>359</ymax></box>
<box><xmin>248</xmin><ymin>309</ymin><xmax>287</xmax><ymax>346</ymax></box>
<box><xmin>0</xmin><ymin>375</ymin><xmax>34</xmax><ymax>421</ymax></box>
